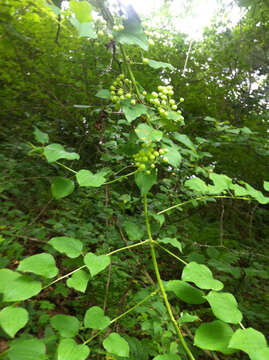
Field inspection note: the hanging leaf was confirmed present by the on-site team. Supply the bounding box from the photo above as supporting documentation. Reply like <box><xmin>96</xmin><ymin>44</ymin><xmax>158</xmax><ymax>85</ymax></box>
<box><xmin>69</xmin><ymin>0</ymin><xmax>92</xmax><ymax>23</ymax></box>
<box><xmin>76</xmin><ymin>169</ymin><xmax>106</xmax><ymax>187</ymax></box>
<box><xmin>229</xmin><ymin>328</ymin><xmax>267</xmax><ymax>358</ymax></box>
<box><xmin>84</xmin><ymin>306</ymin><xmax>110</xmax><ymax>330</ymax></box>
<box><xmin>0</xmin><ymin>269</ymin><xmax>42</xmax><ymax>302</ymax></box>
<box><xmin>122</xmin><ymin>102</ymin><xmax>148</xmax><ymax>123</ymax></box>
<box><xmin>17</xmin><ymin>253</ymin><xmax>58</xmax><ymax>278</ymax></box>
<box><xmin>264</xmin><ymin>181</ymin><xmax>269</xmax><ymax>192</ymax></box>
<box><xmin>194</xmin><ymin>320</ymin><xmax>236</xmax><ymax>355</ymax></box>
<box><xmin>124</xmin><ymin>221</ymin><xmax>145</xmax><ymax>241</ymax></box>
<box><xmin>158</xmin><ymin>238</ymin><xmax>182</xmax><ymax>253</ymax></box>
<box><xmin>245</xmin><ymin>183</ymin><xmax>269</xmax><ymax>204</ymax></box>
<box><xmin>51</xmin><ymin>314</ymin><xmax>80</xmax><ymax>338</ymax></box>
<box><xmin>0</xmin><ymin>307</ymin><xmax>28</xmax><ymax>338</ymax></box>
<box><xmin>44</xmin><ymin>144</ymin><xmax>79</xmax><ymax>163</ymax></box>
<box><xmin>178</xmin><ymin>312</ymin><xmax>200</xmax><ymax>324</ymax></box>
<box><xmin>58</xmin><ymin>338</ymin><xmax>89</xmax><ymax>360</ymax></box>
<box><xmin>51</xmin><ymin>177</ymin><xmax>75</xmax><ymax>199</ymax></box>
<box><xmin>103</xmin><ymin>333</ymin><xmax>130</xmax><ymax>357</ymax></box>
<box><xmin>165</xmin><ymin>280</ymin><xmax>206</xmax><ymax>305</ymax></box>
<box><xmin>114</xmin><ymin>5</ymin><xmax>148</xmax><ymax>50</ymax></box>
<box><xmin>66</xmin><ymin>269</ymin><xmax>90</xmax><ymax>293</ymax></box>
<box><xmin>95</xmin><ymin>89</ymin><xmax>110</xmax><ymax>99</ymax></box>
<box><xmin>8</xmin><ymin>338</ymin><xmax>46</xmax><ymax>360</ymax></box>
<box><xmin>33</xmin><ymin>127</ymin><xmax>49</xmax><ymax>144</ymax></box>
<box><xmin>135</xmin><ymin>124</ymin><xmax>163</xmax><ymax>143</ymax></box>
<box><xmin>184</xmin><ymin>177</ymin><xmax>209</xmax><ymax>194</ymax></box>
<box><xmin>147</xmin><ymin>59</ymin><xmax>175</xmax><ymax>71</ymax></box>
<box><xmin>135</xmin><ymin>169</ymin><xmax>157</xmax><ymax>195</ymax></box>
<box><xmin>69</xmin><ymin>17</ymin><xmax>97</xmax><ymax>38</ymax></box>
<box><xmin>162</xmin><ymin>146</ymin><xmax>181</xmax><ymax>168</ymax></box>
<box><xmin>181</xmin><ymin>262</ymin><xmax>223</xmax><ymax>291</ymax></box>
<box><xmin>49</xmin><ymin>236</ymin><xmax>83</xmax><ymax>258</ymax></box>
<box><xmin>250</xmin><ymin>347</ymin><xmax>269</xmax><ymax>360</ymax></box>
<box><xmin>205</xmin><ymin>291</ymin><xmax>242</xmax><ymax>324</ymax></box>
<box><xmin>84</xmin><ymin>252</ymin><xmax>110</xmax><ymax>277</ymax></box>
<box><xmin>173</xmin><ymin>134</ymin><xmax>196</xmax><ymax>151</ymax></box>
<box><xmin>153</xmin><ymin>355</ymin><xmax>182</xmax><ymax>360</ymax></box>
<box><xmin>208</xmin><ymin>173</ymin><xmax>232</xmax><ymax>194</ymax></box>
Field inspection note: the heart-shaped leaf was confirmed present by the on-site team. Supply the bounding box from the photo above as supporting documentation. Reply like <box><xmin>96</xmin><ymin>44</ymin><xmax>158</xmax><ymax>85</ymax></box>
<box><xmin>84</xmin><ymin>306</ymin><xmax>110</xmax><ymax>330</ymax></box>
<box><xmin>58</xmin><ymin>338</ymin><xmax>89</xmax><ymax>360</ymax></box>
<box><xmin>49</xmin><ymin>237</ymin><xmax>83</xmax><ymax>258</ymax></box>
<box><xmin>51</xmin><ymin>315</ymin><xmax>80</xmax><ymax>338</ymax></box>
<box><xmin>44</xmin><ymin>144</ymin><xmax>79</xmax><ymax>163</ymax></box>
<box><xmin>228</xmin><ymin>328</ymin><xmax>267</xmax><ymax>357</ymax></box>
<box><xmin>0</xmin><ymin>307</ymin><xmax>28</xmax><ymax>337</ymax></box>
<box><xmin>76</xmin><ymin>170</ymin><xmax>105</xmax><ymax>187</ymax></box>
<box><xmin>135</xmin><ymin>169</ymin><xmax>157</xmax><ymax>195</ymax></box>
<box><xmin>51</xmin><ymin>177</ymin><xmax>75</xmax><ymax>199</ymax></box>
<box><xmin>182</xmin><ymin>262</ymin><xmax>223</xmax><ymax>291</ymax></box>
<box><xmin>66</xmin><ymin>269</ymin><xmax>90</xmax><ymax>293</ymax></box>
<box><xmin>8</xmin><ymin>339</ymin><xmax>46</xmax><ymax>360</ymax></box>
<box><xmin>165</xmin><ymin>280</ymin><xmax>206</xmax><ymax>304</ymax></box>
<box><xmin>158</xmin><ymin>237</ymin><xmax>182</xmax><ymax>253</ymax></box>
<box><xmin>103</xmin><ymin>333</ymin><xmax>129</xmax><ymax>357</ymax></box>
<box><xmin>17</xmin><ymin>253</ymin><xmax>58</xmax><ymax>278</ymax></box>
<box><xmin>84</xmin><ymin>252</ymin><xmax>110</xmax><ymax>277</ymax></box>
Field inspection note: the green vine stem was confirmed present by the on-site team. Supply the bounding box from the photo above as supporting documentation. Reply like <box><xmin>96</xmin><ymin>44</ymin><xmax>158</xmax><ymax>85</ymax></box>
<box><xmin>154</xmin><ymin>241</ymin><xmax>188</xmax><ymax>265</ymax></box>
<box><xmin>83</xmin><ymin>288</ymin><xmax>160</xmax><ymax>345</ymax></box>
<box><xmin>144</xmin><ymin>195</ymin><xmax>196</xmax><ymax>360</ymax></box>
<box><xmin>157</xmin><ymin>195</ymin><xmax>252</xmax><ymax>215</ymax></box>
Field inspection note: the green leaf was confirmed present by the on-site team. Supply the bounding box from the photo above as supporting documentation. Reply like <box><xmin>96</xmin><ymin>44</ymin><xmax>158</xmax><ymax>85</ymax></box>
<box><xmin>70</xmin><ymin>0</ymin><xmax>92</xmax><ymax>23</ymax></box>
<box><xmin>250</xmin><ymin>347</ymin><xmax>269</xmax><ymax>360</ymax></box>
<box><xmin>208</xmin><ymin>173</ymin><xmax>232</xmax><ymax>194</ymax></box>
<box><xmin>205</xmin><ymin>291</ymin><xmax>242</xmax><ymax>324</ymax></box>
<box><xmin>47</xmin><ymin>4</ymin><xmax>61</xmax><ymax>16</ymax></box>
<box><xmin>264</xmin><ymin>181</ymin><xmax>269</xmax><ymax>192</ymax></box>
<box><xmin>0</xmin><ymin>307</ymin><xmax>28</xmax><ymax>337</ymax></box>
<box><xmin>84</xmin><ymin>306</ymin><xmax>110</xmax><ymax>330</ymax></box>
<box><xmin>178</xmin><ymin>312</ymin><xmax>200</xmax><ymax>324</ymax></box>
<box><xmin>76</xmin><ymin>169</ymin><xmax>106</xmax><ymax>187</ymax></box>
<box><xmin>153</xmin><ymin>355</ymin><xmax>182</xmax><ymax>360</ymax></box>
<box><xmin>8</xmin><ymin>339</ymin><xmax>46</xmax><ymax>360</ymax></box>
<box><xmin>124</xmin><ymin>221</ymin><xmax>145</xmax><ymax>241</ymax></box>
<box><xmin>66</xmin><ymin>269</ymin><xmax>90</xmax><ymax>293</ymax></box>
<box><xmin>151</xmin><ymin>213</ymin><xmax>165</xmax><ymax>227</ymax></box>
<box><xmin>44</xmin><ymin>144</ymin><xmax>80</xmax><ymax>163</ymax></box>
<box><xmin>158</xmin><ymin>238</ymin><xmax>182</xmax><ymax>253</ymax></box>
<box><xmin>147</xmin><ymin>59</ymin><xmax>175</xmax><ymax>71</ymax></box>
<box><xmin>122</xmin><ymin>102</ymin><xmax>148</xmax><ymax>123</ymax></box>
<box><xmin>33</xmin><ymin>127</ymin><xmax>49</xmax><ymax>144</ymax></box>
<box><xmin>51</xmin><ymin>314</ymin><xmax>80</xmax><ymax>338</ymax></box>
<box><xmin>165</xmin><ymin>280</ymin><xmax>206</xmax><ymax>304</ymax></box>
<box><xmin>230</xmin><ymin>183</ymin><xmax>250</xmax><ymax>196</ymax></box>
<box><xmin>70</xmin><ymin>17</ymin><xmax>97</xmax><ymax>38</ymax></box>
<box><xmin>185</xmin><ymin>177</ymin><xmax>209</xmax><ymax>194</ymax></box>
<box><xmin>115</xmin><ymin>5</ymin><xmax>148</xmax><ymax>50</ymax></box>
<box><xmin>0</xmin><ymin>269</ymin><xmax>42</xmax><ymax>302</ymax></box>
<box><xmin>49</xmin><ymin>237</ymin><xmax>83</xmax><ymax>258</ymax></box>
<box><xmin>17</xmin><ymin>253</ymin><xmax>58</xmax><ymax>278</ymax></box>
<box><xmin>135</xmin><ymin>124</ymin><xmax>163</xmax><ymax>143</ymax></box>
<box><xmin>84</xmin><ymin>252</ymin><xmax>110</xmax><ymax>277</ymax></box>
<box><xmin>163</xmin><ymin>146</ymin><xmax>181</xmax><ymax>168</ymax></box>
<box><xmin>173</xmin><ymin>133</ymin><xmax>196</xmax><ymax>151</ymax></box>
<box><xmin>51</xmin><ymin>177</ymin><xmax>75</xmax><ymax>199</ymax></box>
<box><xmin>194</xmin><ymin>320</ymin><xmax>236</xmax><ymax>355</ymax></box>
<box><xmin>135</xmin><ymin>169</ymin><xmax>157</xmax><ymax>195</ymax></box>
<box><xmin>103</xmin><ymin>333</ymin><xmax>130</xmax><ymax>357</ymax></box>
<box><xmin>58</xmin><ymin>338</ymin><xmax>89</xmax><ymax>360</ymax></box>
<box><xmin>182</xmin><ymin>262</ymin><xmax>224</xmax><ymax>291</ymax></box>
<box><xmin>229</xmin><ymin>328</ymin><xmax>267</xmax><ymax>357</ymax></box>
<box><xmin>95</xmin><ymin>89</ymin><xmax>110</xmax><ymax>99</ymax></box>
<box><xmin>245</xmin><ymin>183</ymin><xmax>269</xmax><ymax>204</ymax></box>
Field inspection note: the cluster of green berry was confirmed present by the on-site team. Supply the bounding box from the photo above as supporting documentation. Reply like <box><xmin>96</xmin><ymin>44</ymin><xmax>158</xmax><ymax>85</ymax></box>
<box><xmin>147</xmin><ymin>85</ymin><xmax>184</xmax><ymax>121</ymax></box>
<box><xmin>110</xmin><ymin>74</ymin><xmax>136</xmax><ymax>106</ymax></box>
<box><xmin>133</xmin><ymin>143</ymin><xmax>169</xmax><ymax>174</ymax></box>
<box><xmin>96</xmin><ymin>15</ymin><xmax>126</xmax><ymax>40</ymax></box>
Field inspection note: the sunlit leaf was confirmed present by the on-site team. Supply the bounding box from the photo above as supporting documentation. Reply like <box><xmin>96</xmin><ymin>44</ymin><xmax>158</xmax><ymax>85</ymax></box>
<box><xmin>17</xmin><ymin>253</ymin><xmax>58</xmax><ymax>278</ymax></box>
<box><xmin>103</xmin><ymin>333</ymin><xmax>129</xmax><ymax>357</ymax></box>
<box><xmin>182</xmin><ymin>262</ymin><xmax>223</xmax><ymax>291</ymax></box>
<box><xmin>84</xmin><ymin>306</ymin><xmax>110</xmax><ymax>330</ymax></box>
<box><xmin>84</xmin><ymin>252</ymin><xmax>110</xmax><ymax>277</ymax></box>
<box><xmin>49</xmin><ymin>236</ymin><xmax>83</xmax><ymax>258</ymax></box>
<box><xmin>0</xmin><ymin>307</ymin><xmax>28</xmax><ymax>337</ymax></box>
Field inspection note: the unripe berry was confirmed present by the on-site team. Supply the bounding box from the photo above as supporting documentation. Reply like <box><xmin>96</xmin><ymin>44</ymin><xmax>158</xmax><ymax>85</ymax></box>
<box><xmin>139</xmin><ymin>164</ymin><xmax>146</xmax><ymax>170</ymax></box>
<box><xmin>151</xmin><ymin>164</ymin><xmax>155</xmax><ymax>169</ymax></box>
<box><xmin>180</xmin><ymin>97</ymin><xmax>184</xmax><ymax>102</ymax></box>
<box><xmin>142</xmin><ymin>58</ymin><xmax>149</xmax><ymax>64</ymax></box>
<box><xmin>171</xmin><ymin>104</ymin><xmax>177</xmax><ymax>110</ymax></box>
<box><xmin>113</xmin><ymin>25</ymin><xmax>119</xmax><ymax>32</ymax></box>
<box><xmin>148</xmin><ymin>39</ymin><xmax>154</xmax><ymax>46</ymax></box>
<box><xmin>142</xmin><ymin>90</ymin><xmax>147</xmax><ymax>96</ymax></box>
<box><xmin>146</xmin><ymin>170</ymin><xmax>151</xmax><ymax>175</ymax></box>
<box><xmin>164</xmin><ymin>148</ymin><xmax>168</xmax><ymax>153</ymax></box>
<box><xmin>97</xmin><ymin>30</ymin><xmax>104</xmax><ymax>37</ymax></box>
<box><xmin>168</xmin><ymin>90</ymin><xmax>174</xmax><ymax>96</ymax></box>
<box><xmin>161</xmin><ymin>100</ymin><xmax>166</xmax><ymax>106</ymax></box>
<box><xmin>159</xmin><ymin>149</ymin><xmax>164</xmax><ymax>155</ymax></box>
<box><xmin>130</xmin><ymin>99</ymin><xmax>136</xmax><ymax>106</ymax></box>
<box><xmin>120</xmin><ymin>95</ymin><xmax>125</xmax><ymax>100</ymax></box>
<box><xmin>108</xmin><ymin>33</ymin><xmax>113</xmax><ymax>40</ymax></box>
<box><xmin>154</xmin><ymin>99</ymin><xmax>160</xmax><ymax>106</ymax></box>
<box><xmin>154</xmin><ymin>151</ymin><xmax>159</xmax><ymax>157</ymax></box>
<box><xmin>126</xmin><ymin>93</ymin><xmax>132</xmax><ymax>99</ymax></box>
<box><xmin>152</xmin><ymin>91</ymin><xmax>158</xmax><ymax>98</ymax></box>
<box><xmin>169</xmin><ymin>99</ymin><xmax>175</xmax><ymax>105</ymax></box>
<box><xmin>118</xmin><ymin>24</ymin><xmax>124</xmax><ymax>31</ymax></box>
<box><xmin>163</xmin><ymin>157</ymin><xmax>168</xmax><ymax>163</ymax></box>
<box><xmin>119</xmin><ymin>74</ymin><xmax>125</xmax><ymax>80</ymax></box>
<box><xmin>118</xmin><ymin>89</ymin><xmax>124</xmax><ymax>96</ymax></box>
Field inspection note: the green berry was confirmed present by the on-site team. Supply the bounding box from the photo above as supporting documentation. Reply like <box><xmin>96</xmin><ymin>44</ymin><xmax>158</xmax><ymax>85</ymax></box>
<box><xmin>154</xmin><ymin>99</ymin><xmax>160</xmax><ymax>106</ymax></box>
<box><xmin>154</xmin><ymin>151</ymin><xmax>159</xmax><ymax>157</ymax></box>
<box><xmin>139</xmin><ymin>164</ymin><xmax>146</xmax><ymax>170</ymax></box>
<box><xmin>171</xmin><ymin>104</ymin><xmax>177</xmax><ymax>110</ymax></box>
<box><xmin>119</xmin><ymin>74</ymin><xmax>125</xmax><ymax>80</ymax></box>
<box><xmin>161</xmin><ymin>100</ymin><xmax>166</xmax><ymax>106</ymax></box>
<box><xmin>97</xmin><ymin>30</ymin><xmax>104</xmax><ymax>37</ymax></box>
<box><xmin>164</xmin><ymin>148</ymin><xmax>168</xmax><ymax>153</ymax></box>
<box><xmin>118</xmin><ymin>89</ymin><xmax>124</xmax><ymax>96</ymax></box>
<box><xmin>151</xmin><ymin>164</ymin><xmax>155</xmax><ymax>169</ymax></box>
<box><xmin>159</xmin><ymin>149</ymin><xmax>164</xmax><ymax>155</ymax></box>
<box><xmin>130</xmin><ymin>99</ymin><xmax>136</xmax><ymax>106</ymax></box>
<box><xmin>126</xmin><ymin>93</ymin><xmax>132</xmax><ymax>99</ymax></box>
<box><xmin>180</xmin><ymin>97</ymin><xmax>184</xmax><ymax>102</ymax></box>
<box><xmin>110</xmin><ymin>85</ymin><xmax>115</xmax><ymax>91</ymax></box>
<box><xmin>152</xmin><ymin>91</ymin><xmax>158</xmax><ymax>98</ymax></box>
<box><xmin>113</xmin><ymin>25</ymin><xmax>119</xmax><ymax>32</ymax></box>
<box><xmin>142</xmin><ymin>90</ymin><xmax>147</xmax><ymax>96</ymax></box>
<box><xmin>169</xmin><ymin>99</ymin><xmax>175</xmax><ymax>105</ymax></box>
<box><xmin>163</xmin><ymin>157</ymin><xmax>168</xmax><ymax>163</ymax></box>
<box><xmin>118</xmin><ymin>24</ymin><xmax>124</xmax><ymax>31</ymax></box>
<box><xmin>143</xmin><ymin>58</ymin><xmax>149</xmax><ymax>64</ymax></box>
<box><xmin>108</xmin><ymin>33</ymin><xmax>113</xmax><ymax>40</ymax></box>
<box><xmin>146</xmin><ymin>170</ymin><xmax>151</xmax><ymax>175</ymax></box>
<box><xmin>120</xmin><ymin>95</ymin><xmax>125</xmax><ymax>100</ymax></box>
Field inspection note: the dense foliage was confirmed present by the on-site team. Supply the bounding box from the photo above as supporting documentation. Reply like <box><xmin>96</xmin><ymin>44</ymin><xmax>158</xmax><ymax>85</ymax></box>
<box><xmin>0</xmin><ymin>0</ymin><xmax>269</xmax><ymax>359</ymax></box>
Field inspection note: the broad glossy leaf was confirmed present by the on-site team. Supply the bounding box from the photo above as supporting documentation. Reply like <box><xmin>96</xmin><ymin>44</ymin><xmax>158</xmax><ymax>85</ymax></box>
<box><xmin>44</xmin><ymin>144</ymin><xmax>79</xmax><ymax>163</ymax></box>
<box><xmin>115</xmin><ymin>5</ymin><xmax>148</xmax><ymax>50</ymax></box>
<box><xmin>84</xmin><ymin>306</ymin><xmax>110</xmax><ymax>330</ymax></box>
<box><xmin>0</xmin><ymin>269</ymin><xmax>41</xmax><ymax>302</ymax></box>
<box><xmin>264</xmin><ymin>181</ymin><xmax>269</xmax><ymax>192</ymax></box>
<box><xmin>178</xmin><ymin>312</ymin><xmax>200</xmax><ymax>324</ymax></box>
<box><xmin>49</xmin><ymin>236</ymin><xmax>83</xmax><ymax>258</ymax></box>
<box><xmin>147</xmin><ymin>59</ymin><xmax>175</xmax><ymax>71</ymax></box>
<box><xmin>153</xmin><ymin>355</ymin><xmax>182</xmax><ymax>360</ymax></box>
<box><xmin>184</xmin><ymin>177</ymin><xmax>208</xmax><ymax>194</ymax></box>
<box><xmin>194</xmin><ymin>320</ymin><xmax>236</xmax><ymax>355</ymax></box>
<box><xmin>229</xmin><ymin>328</ymin><xmax>267</xmax><ymax>357</ymax></box>
<box><xmin>0</xmin><ymin>307</ymin><xmax>28</xmax><ymax>337</ymax></box>
<box><xmin>250</xmin><ymin>347</ymin><xmax>269</xmax><ymax>360</ymax></box>
<box><xmin>84</xmin><ymin>252</ymin><xmax>110</xmax><ymax>277</ymax></box>
<box><xmin>208</xmin><ymin>173</ymin><xmax>232</xmax><ymax>194</ymax></box>
<box><xmin>229</xmin><ymin>183</ymin><xmax>249</xmax><ymax>196</ymax></box>
<box><xmin>66</xmin><ymin>269</ymin><xmax>90</xmax><ymax>293</ymax></box>
<box><xmin>58</xmin><ymin>338</ymin><xmax>89</xmax><ymax>360</ymax></box>
<box><xmin>51</xmin><ymin>314</ymin><xmax>80</xmax><ymax>338</ymax></box>
<box><xmin>165</xmin><ymin>280</ymin><xmax>206</xmax><ymax>304</ymax></box>
<box><xmin>95</xmin><ymin>89</ymin><xmax>110</xmax><ymax>99</ymax></box>
<box><xmin>124</xmin><ymin>221</ymin><xmax>145</xmax><ymax>241</ymax></box>
<box><xmin>33</xmin><ymin>127</ymin><xmax>49</xmax><ymax>144</ymax></box>
<box><xmin>158</xmin><ymin>237</ymin><xmax>182</xmax><ymax>253</ymax></box>
<box><xmin>135</xmin><ymin>124</ymin><xmax>163</xmax><ymax>143</ymax></box>
<box><xmin>182</xmin><ymin>262</ymin><xmax>223</xmax><ymax>291</ymax></box>
<box><xmin>70</xmin><ymin>18</ymin><xmax>97</xmax><ymax>38</ymax></box>
<box><xmin>17</xmin><ymin>253</ymin><xmax>58</xmax><ymax>278</ymax></box>
<box><xmin>135</xmin><ymin>169</ymin><xmax>157</xmax><ymax>195</ymax></box>
<box><xmin>103</xmin><ymin>333</ymin><xmax>129</xmax><ymax>357</ymax></box>
<box><xmin>8</xmin><ymin>339</ymin><xmax>46</xmax><ymax>360</ymax></box>
<box><xmin>163</xmin><ymin>146</ymin><xmax>181</xmax><ymax>168</ymax></box>
<box><xmin>245</xmin><ymin>184</ymin><xmax>269</xmax><ymax>204</ymax></box>
<box><xmin>76</xmin><ymin>169</ymin><xmax>105</xmax><ymax>187</ymax></box>
<box><xmin>122</xmin><ymin>102</ymin><xmax>148</xmax><ymax>123</ymax></box>
<box><xmin>205</xmin><ymin>291</ymin><xmax>242</xmax><ymax>324</ymax></box>
<box><xmin>173</xmin><ymin>133</ymin><xmax>196</xmax><ymax>151</ymax></box>
<box><xmin>51</xmin><ymin>177</ymin><xmax>75</xmax><ymax>199</ymax></box>
<box><xmin>70</xmin><ymin>0</ymin><xmax>92</xmax><ymax>22</ymax></box>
